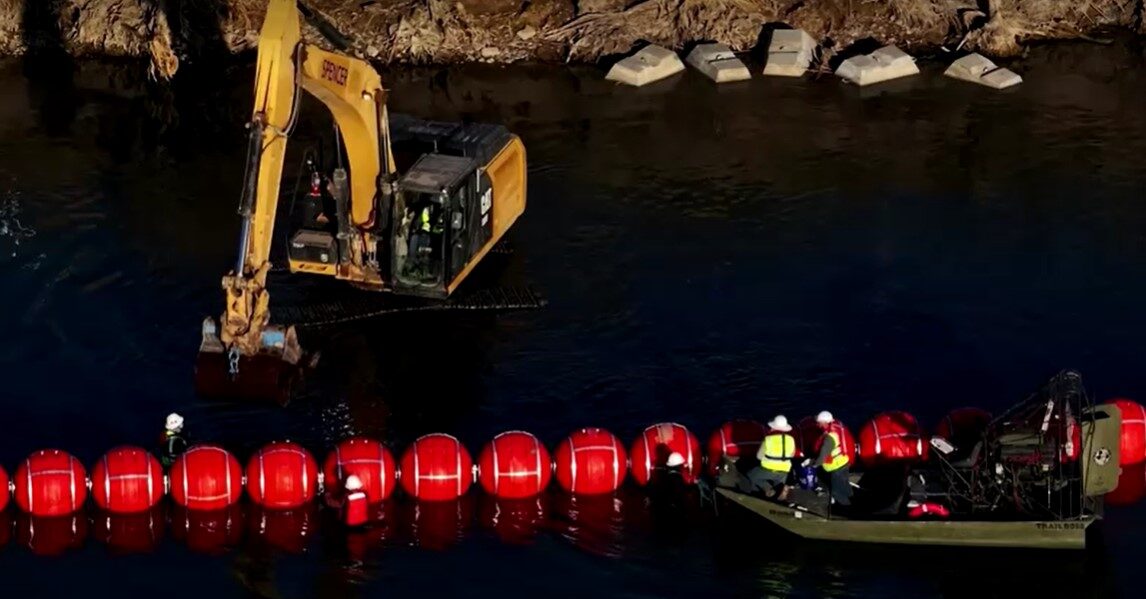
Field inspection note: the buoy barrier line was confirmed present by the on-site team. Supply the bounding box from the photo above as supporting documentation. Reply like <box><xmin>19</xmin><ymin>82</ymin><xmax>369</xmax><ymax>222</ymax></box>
<box><xmin>7</xmin><ymin>403</ymin><xmax>1143</xmax><ymax>512</ymax></box>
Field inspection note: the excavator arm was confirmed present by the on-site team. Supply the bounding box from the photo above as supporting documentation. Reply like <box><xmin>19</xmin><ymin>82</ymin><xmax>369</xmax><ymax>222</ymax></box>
<box><xmin>198</xmin><ymin>0</ymin><xmax>396</xmax><ymax>389</ymax></box>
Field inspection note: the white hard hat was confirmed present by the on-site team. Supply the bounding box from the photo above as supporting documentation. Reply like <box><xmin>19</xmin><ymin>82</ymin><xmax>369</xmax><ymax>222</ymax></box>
<box><xmin>767</xmin><ymin>415</ymin><xmax>792</xmax><ymax>432</ymax></box>
<box><xmin>666</xmin><ymin>451</ymin><xmax>686</xmax><ymax>468</ymax></box>
<box><xmin>165</xmin><ymin>413</ymin><xmax>184</xmax><ymax>432</ymax></box>
<box><xmin>816</xmin><ymin>411</ymin><xmax>835</xmax><ymax>424</ymax></box>
<box><xmin>345</xmin><ymin>474</ymin><xmax>364</xmax><ymax>491</ymax></box>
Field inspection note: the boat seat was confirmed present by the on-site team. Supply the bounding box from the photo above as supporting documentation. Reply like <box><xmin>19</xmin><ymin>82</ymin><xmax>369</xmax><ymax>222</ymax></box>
<box><xmin>948</xmin><ymin>440</ymin><xmax>983</xmax><ymax>469</ymax></box>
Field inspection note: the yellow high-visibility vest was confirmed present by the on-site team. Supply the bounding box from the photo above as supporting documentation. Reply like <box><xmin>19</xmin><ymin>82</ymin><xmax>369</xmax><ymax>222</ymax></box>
<box><xmin>760</xmin><ymin>433</ymin><xmax>797</xmax><ymax>472</ymax></box>
<box><xmin>823</xmin><ymin>431</ymin><xmax>850</xmax><ymax>472</ymax></box>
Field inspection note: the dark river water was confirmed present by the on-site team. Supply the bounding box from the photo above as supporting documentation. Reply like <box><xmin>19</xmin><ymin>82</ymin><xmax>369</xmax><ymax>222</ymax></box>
<box><xmin>1</xmin><ymin>38</ymin><xmax>1145</xmax><ymax>597</ymax></box>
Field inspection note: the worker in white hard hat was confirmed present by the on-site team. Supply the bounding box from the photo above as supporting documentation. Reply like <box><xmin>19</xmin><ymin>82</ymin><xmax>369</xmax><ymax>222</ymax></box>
<box><xmin>804</xmin><ymin>410</ymin><xmax>852</xmax><ymax>507</ymax></box>
<box><xmin>646</xmin><ymin>449</ymin><xmax>690</xmax><ymax>514</ymax></box>
<box><xmin>159</xmin><ymin>412</ymin><xmax>189</xmax><ymax>469</ymax></box>
<box><xmin>341</xmin><ymin>474</ymin><xmax>369</xmax><ymax>528</ymax></box>
<box><xmin>749</xmin><ymin>415</ymin><xmax>801</xmax><ymax>501</ymax></box>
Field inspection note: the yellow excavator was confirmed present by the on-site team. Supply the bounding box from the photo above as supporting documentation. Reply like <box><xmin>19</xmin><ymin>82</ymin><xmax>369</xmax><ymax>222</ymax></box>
<box><xmin>195</xmin><ymin>0</ymin><xmax>527</xmax><ymax>399</ymax></box>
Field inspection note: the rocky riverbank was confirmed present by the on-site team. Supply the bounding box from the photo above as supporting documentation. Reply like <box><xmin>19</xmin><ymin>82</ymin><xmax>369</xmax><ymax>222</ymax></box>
<box><xmin>1</xmin><ymin>0</ymin><xmax>1142</xmax><ymax>79</ymax></box>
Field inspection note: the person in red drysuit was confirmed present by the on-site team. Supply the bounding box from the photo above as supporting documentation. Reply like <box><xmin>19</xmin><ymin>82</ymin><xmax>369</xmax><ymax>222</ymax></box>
<box><xmin>906</xmin><ymin>500</ymin><xmax>950</xmax><ymax>518</ymax></box>
<box><xmin>343</xmin><ymin>475</ymin><xmax>369</xmax><ymax>527</ymax></box>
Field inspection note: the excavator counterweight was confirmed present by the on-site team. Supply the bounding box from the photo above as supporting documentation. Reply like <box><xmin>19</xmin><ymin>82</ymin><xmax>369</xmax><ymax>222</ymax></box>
<box><xmin>194</xmin><ymin>0</ymin><xmax>528</xmax><ymax>402</ymax></box>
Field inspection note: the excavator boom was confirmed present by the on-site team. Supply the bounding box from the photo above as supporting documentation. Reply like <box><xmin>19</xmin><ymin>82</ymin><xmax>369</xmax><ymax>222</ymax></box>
<box><xmin>196</xmin><ymin>0</ymin><xmax>392</xmax><ymax>400</ymax></box>
<box><xmin>196</xmin><ymin>0</ymin><xmax>305</xmax><ymax>400</ymax></box>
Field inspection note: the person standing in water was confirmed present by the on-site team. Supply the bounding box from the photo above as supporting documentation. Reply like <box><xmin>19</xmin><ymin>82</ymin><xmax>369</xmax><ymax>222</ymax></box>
<box><xmin>160</xmin><ymin>412</ymin><xmax>189</xmax><ymax>469</ymax></box>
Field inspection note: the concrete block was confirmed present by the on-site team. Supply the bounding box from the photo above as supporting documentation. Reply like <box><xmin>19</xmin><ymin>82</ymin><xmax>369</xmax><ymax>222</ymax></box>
<box><xmin>944</xmin><ymin>53</ymin><xmax>1022</xmax><ymax>90</ymax></box>
<box><xmin>835</xmin><ymin>45</ymin><xmax>919</xmax><ymax>86</ymax></box>
<box><xmin>685</xmin><ymin>43</ymin><xmax>751</xmax><ymax>83</ymax></box>
<box><xmin>763</xmin><ymin>29</ymin><xmax>816</xmax><ymax>77</ymax></box>
<box><xmin>605</xmin><ymin>44</ymin><xmax>686</xmax><ymax>87</ymax></box>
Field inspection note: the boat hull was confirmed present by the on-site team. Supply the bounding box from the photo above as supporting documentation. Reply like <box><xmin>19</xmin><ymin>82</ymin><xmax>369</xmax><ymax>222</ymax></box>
<box><xmin>715</xmin><ymin>488</ymin><xmax>1096</xmax><ymax>550</ymax></box>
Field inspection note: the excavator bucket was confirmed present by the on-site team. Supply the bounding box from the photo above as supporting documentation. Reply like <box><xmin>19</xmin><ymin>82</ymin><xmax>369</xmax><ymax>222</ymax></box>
<box><xmin>193</xmin><ymin>317</ymin><xmax>305</xmax><ymax>405</ymax></box>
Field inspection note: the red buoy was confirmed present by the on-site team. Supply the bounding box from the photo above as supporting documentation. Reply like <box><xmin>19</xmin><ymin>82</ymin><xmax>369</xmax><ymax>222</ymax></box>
<box><xmin>934</xmin><ymin>407</ymin><xmax>992</xmax><ymax>449</ymax></box>
<box><xmin>93</xmin><ymin>508</ymin><xmax>165</xmax><ymax>554</ymax></box>
<box><xmin>477</xmin><ymin>431</ymin><xmax>553</xmax><ymax>499</ymax></box>
<box><xmin>14</xmin><ymin>449</ymin><xmax>88</xmax><ymax>516</ymax></box>
<box><xmin>706</xmin><ymin>420</ymin><xmax>767</xmax><ymax>475</ymax></box>
<box><xmin>169</xmin><ymin>444</ymin><xmax>243</xmax><ymax>511</ymax></box>
<box><xmin>796</xmin><ymin>417</ymin><xmax>856</xmax><ymax>465</ymax></box>
<box><xmin>1107</xmin><ymin>464</ymin><xmax>1146</xmax><ymax>507</ymax></box>
<box><xmin>1106</xmin><ymin>398</ymin><xmax>1146</xmax><ymax>466</ymax></box>
<box><xmin>322</xmin><ymin>437</ymin><xmax>398</xmax><ymax>503</ymax></box>
<box><xmin>171</xmin><ymin>504</ymin><xmax>244</xmax><ymax>555</ymax></box>
<box><xmin>90</xmin><ymin>446</ymin><xmax>165</xmax><ymax>514</ymax></box>
<box><xmin>246</xmin><ymin>441</ymin><xmax>318</xmax><ymax>509</ymax></box>
<box><xmin>858</xmin><ymin>411</ymin><xmax>927</xmax><ymax>465</ymax></box>
<box><xmin>553</xmin><ymin>427</ymin><xmax>627</xmax><ymax>495</ymax></box>
<box><xmin>0</xmin><ymin>464</ymin><xmax>9</xmax><ymax>512</ymax></box>
<box><xmin>629</xmin><ymin>422</ymin><xmax>701</xmax><ymax>485</ymax></box>
<box><xmin>399</xmin><ymin>433</ymin><xmax>474</xmax><ymax>501</ymax></box>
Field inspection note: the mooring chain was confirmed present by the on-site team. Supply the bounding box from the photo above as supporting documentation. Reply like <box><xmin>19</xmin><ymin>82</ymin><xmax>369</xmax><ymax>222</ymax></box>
<box><xmin>272</xmin><ymin>286</ymin><xmax>547</xmax><ymax>329</ymax></box>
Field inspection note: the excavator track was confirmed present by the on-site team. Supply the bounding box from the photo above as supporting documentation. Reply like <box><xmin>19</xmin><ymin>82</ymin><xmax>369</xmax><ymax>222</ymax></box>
<box><xmin>273</xmin><ymin>285</ymin><xmax>547</xmax><ymax>329</ymax></box>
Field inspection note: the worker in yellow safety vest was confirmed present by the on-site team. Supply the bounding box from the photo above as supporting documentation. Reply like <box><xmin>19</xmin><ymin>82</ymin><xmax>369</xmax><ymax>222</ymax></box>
<box><xmin>750</xmin><ymin>415</ymin><xmax>800</xmax><ymax>501</ymax></box>
<box><xmin>805</xmin><ymin>410</ymin><xmax>852</xmax><ymax>507</ymax></box>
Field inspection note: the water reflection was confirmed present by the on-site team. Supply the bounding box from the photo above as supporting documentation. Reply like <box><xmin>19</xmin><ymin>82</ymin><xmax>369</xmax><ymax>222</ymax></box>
<box><xmin>0</xmin><ymin>511</ymin><xmax>9</xmax><ymax>550</ymax></box>
<box><xmin>92</xmin><ymin>506</ymin><xmax>165</xmax><ymax>554</ymax></box>
<box><xmin>170</xmin><ymin>504</ymin><xmax>245</xmax><ymax>555</ymax></box>
<box><xmin>402</xmin><ymin>497</ymin><xmax>474</xmax><ymax>551</ymax></box>
<box><xmin>550</xmin><ymin>491</ymin><xmax>626</xmax><ymax>558</ymax></box>
<box><xmin>247</xmin><ymin>503</ymin><xmax>317</xmax><ymax>554</ymax></box>
<box><xmin>476</xmin><ymin>495</ymin><xmax>548</xmax><ymax>545</ymax></box>
<box><xmin>15</xmin><ymin>513</ymin><xmax>87</xmax><ymax>557</ymax></box>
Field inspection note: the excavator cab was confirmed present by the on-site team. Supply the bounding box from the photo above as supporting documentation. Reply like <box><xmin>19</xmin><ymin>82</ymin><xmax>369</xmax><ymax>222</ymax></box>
<box><xmin>392</xmin><ymin>153</ymin><xmax>493</xmax><ymax>297</ymax></box>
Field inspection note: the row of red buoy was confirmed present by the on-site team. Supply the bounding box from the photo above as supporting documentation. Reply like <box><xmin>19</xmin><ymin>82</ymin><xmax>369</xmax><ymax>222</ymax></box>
<box><xmin>2</xmin><ymin>399</ymin><xmax>1143</xmax><ymax>517</ymax></box>
<box><xmin>7</xmin><ymin>463</ymin><xmax>1146</xmax><ymax>558</ymax></box>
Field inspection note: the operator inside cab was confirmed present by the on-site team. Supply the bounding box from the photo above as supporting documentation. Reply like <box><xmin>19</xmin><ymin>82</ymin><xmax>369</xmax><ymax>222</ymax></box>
<box><xmin>401</xmin><ymin>193</ymin><xmax>445</xmax><ymax>283</ymax></box>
